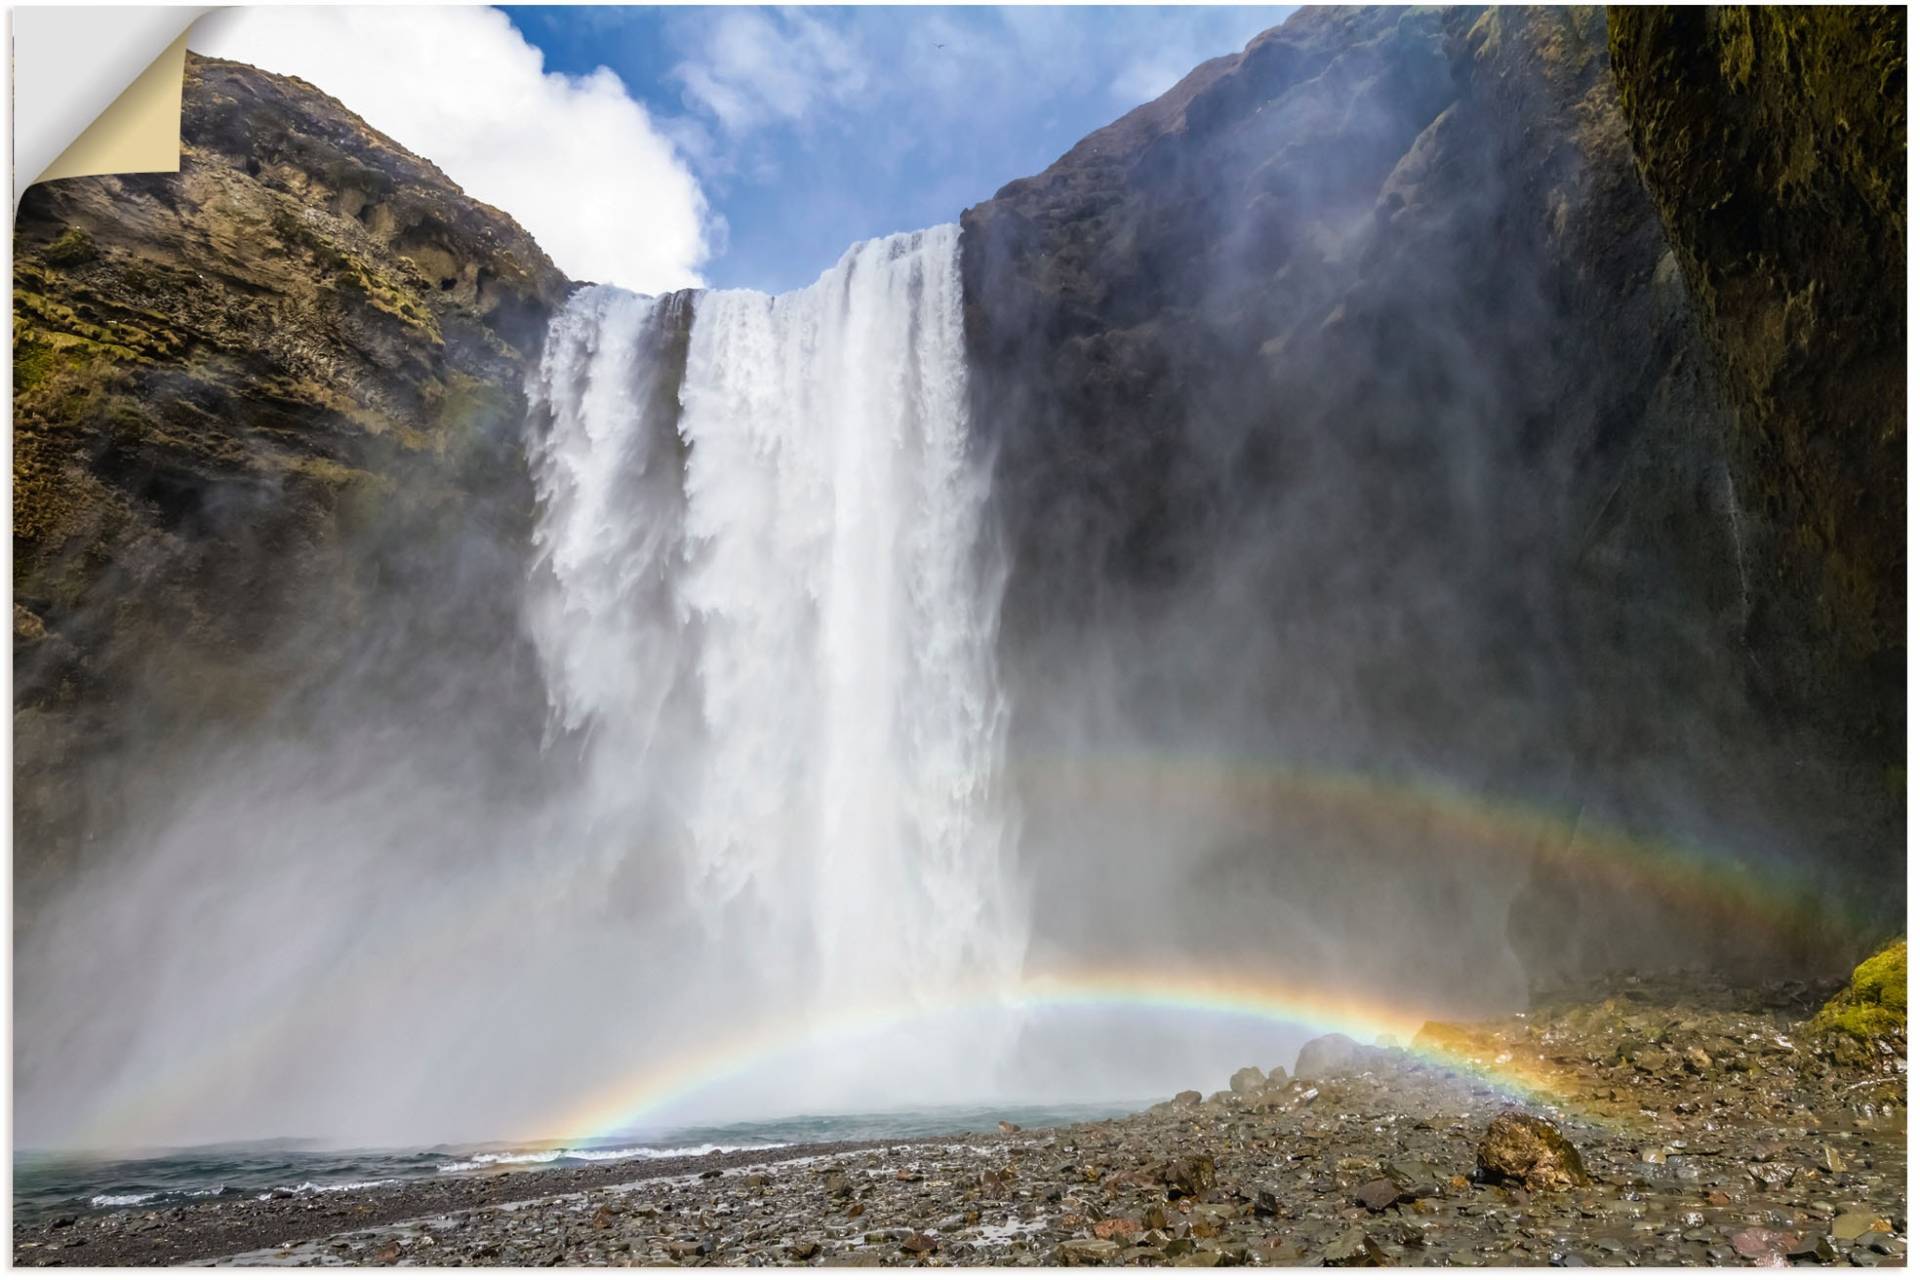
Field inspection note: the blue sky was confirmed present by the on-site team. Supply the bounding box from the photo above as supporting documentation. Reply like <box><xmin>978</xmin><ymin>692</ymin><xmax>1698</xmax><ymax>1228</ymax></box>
<box><xmin>500</xmin><ymin>7</ymin><xmax>1295</xmax><ymax>292</ymax></box>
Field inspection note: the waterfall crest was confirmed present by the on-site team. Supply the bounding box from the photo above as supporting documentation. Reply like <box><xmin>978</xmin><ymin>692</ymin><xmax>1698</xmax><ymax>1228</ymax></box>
<box><xmin>529</xmin><ymin>225</ymin><xmax>1024</xmax><ymax>1027</ymax></box>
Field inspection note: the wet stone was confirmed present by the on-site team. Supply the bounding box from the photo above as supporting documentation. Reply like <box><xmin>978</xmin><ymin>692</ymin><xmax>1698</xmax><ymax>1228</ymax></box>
<box><xmin>1319</xmin><ymin>1226</ymin><xmax>1388</xmax><ymax>1266</ymax></box>
<box><xmin>1056</xmin><ymin>1237</ymin><xmax>1122</xmax><ymax>1265</ymax></box>
<box><xmin>1475</xmin><ymin>1112</ymin><xmax>1590</xmax><ymax>1192</ymax></box>
<box><xmin>1834</xmin><ymin>1211</ymin><xmax>1891</xmax><ymax>1240</ymax></box>
<box><xmin>1746</xmin><ymin>1161</ymin><xmax>1797</xmax><ymax>1191</ymax></box>
<box><xmin>1353</xmin><ymin>1178</ymin><xmax>1405</xmax><ymax>1212</ymax></box>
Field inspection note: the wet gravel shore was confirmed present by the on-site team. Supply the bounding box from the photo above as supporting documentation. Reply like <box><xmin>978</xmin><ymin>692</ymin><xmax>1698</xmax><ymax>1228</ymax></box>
<box><xmin>17</xmin><ymin>973</ymin><xmax>1907</xmax><ymax>1267</ymax></box>
<box><xmin>9</xmin><ymin>1141</ymin><xmax>906</xmax><ymax>1267</ymax></box>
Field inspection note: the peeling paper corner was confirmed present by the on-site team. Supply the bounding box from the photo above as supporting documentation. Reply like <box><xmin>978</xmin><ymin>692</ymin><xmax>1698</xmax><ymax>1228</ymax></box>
<box><xmin>13</xmin><ymin>5</ymin><xmax>215</xmax><ymax>210</ymax></box>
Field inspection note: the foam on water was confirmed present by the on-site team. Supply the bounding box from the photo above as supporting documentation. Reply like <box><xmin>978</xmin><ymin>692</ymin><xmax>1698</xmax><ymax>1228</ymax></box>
<box><xmin>89</xmin><ymin>1192</ymin><xmax>159</xmax><ymax>1208</ymax></box>
<box><xmin>255</xmin><ymin>1179</ymin><xmax>395</xmax><ymax>1199</ymax></box>
<box><xmin>435</xmin><ymin>1142</ymin><xmax>784</xmax><ymax>1173</ymax></box>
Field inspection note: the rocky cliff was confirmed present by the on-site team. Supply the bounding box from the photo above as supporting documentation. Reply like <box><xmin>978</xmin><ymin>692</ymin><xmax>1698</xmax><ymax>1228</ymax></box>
<box><xmin>1607</xmin><ymin>4</ymin><xmax>1906</xmax><ymax>782</ymax></box>
<box><xmin>962</xmin><ymin>5</ymin><xmax>1903</xmax><ymax>991</ymax></box>
<box><xmin>13</xmin><ymin>54</ymin><xmax>570</xmax><ymax>897</ymax></box>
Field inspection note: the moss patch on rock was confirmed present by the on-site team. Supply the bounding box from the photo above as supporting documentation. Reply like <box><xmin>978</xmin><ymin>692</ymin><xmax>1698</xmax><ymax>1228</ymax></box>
<box><xmin>1812</xmin><ymin>939</ymin><xmax>1907</xmax><ymax>1041</ymax></box>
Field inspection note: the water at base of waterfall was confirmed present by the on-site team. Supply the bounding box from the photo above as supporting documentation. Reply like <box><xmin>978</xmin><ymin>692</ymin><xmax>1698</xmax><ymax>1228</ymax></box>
<box><xmin>13</xmin><ymin>1102</ymin><xmax>1142</xmax><ymax>1224</ymax></box>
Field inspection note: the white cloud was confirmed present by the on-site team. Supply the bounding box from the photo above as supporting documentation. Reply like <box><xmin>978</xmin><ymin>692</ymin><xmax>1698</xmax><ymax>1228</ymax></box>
<box><xmin>189</xmin><ymin>6</ymin><xmax>711</xmax><ymax>293</ymax></box>
<box><xmin>671</xmin><ymin>9</ymin><xmax>871</xmax><ymax>135</ymax></box>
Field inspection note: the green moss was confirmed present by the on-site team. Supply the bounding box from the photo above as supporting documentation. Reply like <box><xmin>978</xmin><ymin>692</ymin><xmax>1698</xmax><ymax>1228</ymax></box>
<box><xmin>45</xmin><ymin>228</ymin><xmax>98</xmax><ymax>269</ymax></box>
<box><xmin>330</xmin><ymin>263</ymin><xmax>442</xmax><ymax>344</ymax></box>
<box><xmin>14</xmin><ymin>288</ymin><xmax>148</xmax><ymax>362</ymax></box>
<box><xmin>1812</xmin><ymin>939</ymin><xmax>1907</xmax><ymax>1040</ymax></box>
<box><xmin>431</xmin><ymin>372</ymin><xmax>514</xmax><ymax>437</ymax></box>
<box><xmin>14</xmin><ymin>338</ymin><xmax>58</xmax><ymax>395</ymax></box>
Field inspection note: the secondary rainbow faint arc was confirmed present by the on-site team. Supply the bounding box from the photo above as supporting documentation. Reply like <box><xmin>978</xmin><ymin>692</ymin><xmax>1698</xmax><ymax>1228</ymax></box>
<box><xmin>543</xmin><ymin>967</ymin><xmax>1571</xmax><ymax>1145</ymax></box>
<box><xmin>66</xmin><ymin>761</ymin><xmax>1820</xmax><ymax>1150</ymax></box>
<box><xmin>1016</xmin><ymin>752</ymin><xmax>1849</xmax><ymax>938</ymax></box>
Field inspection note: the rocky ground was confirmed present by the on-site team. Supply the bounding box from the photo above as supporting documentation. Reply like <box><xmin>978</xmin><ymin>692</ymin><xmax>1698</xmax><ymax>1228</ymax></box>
<box><xmin>15</xmin><ymin>964</ymin><xmax>1906</xmax><ymax>1267</ymax></box>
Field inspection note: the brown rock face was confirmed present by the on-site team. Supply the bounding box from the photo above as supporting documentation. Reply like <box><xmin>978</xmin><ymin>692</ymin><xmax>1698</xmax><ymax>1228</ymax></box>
<box><xmin>13</xmin><ymin>54</ymin><xmax>570</xmax><ymax>898</ymax></box>
<box><xmin>1607</xmin><ymin>8</ymin><xmax>1905</xmax><ymax>767</ymax></box>
<box><xmin>963</xmin><ymin>6</ymin><xmax>1901</xmax><ymax>990</ymax></box>
<box><xmin>1474</xmin><ymin>1111</ymin><xmax>1590</xmax><ymax>1191</ymax></box>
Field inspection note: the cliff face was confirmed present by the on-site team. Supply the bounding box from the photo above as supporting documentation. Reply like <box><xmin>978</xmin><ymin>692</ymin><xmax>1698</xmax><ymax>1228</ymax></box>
<box><xmin>13</xmin><ymin>54</ymin><xmax>570</xmax><ymax>896</ymax></box>
<box><xmin>1607</xmin><ymin>5</ymin><xmax>1906</xmax><ymax>771</ymax></box>
<box><xmin>963</xmin><ymin>5</ymin><xmax>1902</xmax><ymax>990</ymax></box>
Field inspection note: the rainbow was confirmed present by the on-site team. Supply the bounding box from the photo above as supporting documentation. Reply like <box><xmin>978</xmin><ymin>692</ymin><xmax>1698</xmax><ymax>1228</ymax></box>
<box><xmin>1014</xmin><ymin>752</ymin><xmax>1857</xmax><ymax>942</ymax></box>
<box><xmin>58</xmin><ymin>758</ymin><xmax>1842</xmax><ymax>1151</ymax></box>
<box><xmin>541</xmin><ymin>966</ymin><xmax>1572</xmax><ymax>1146</ymax></box>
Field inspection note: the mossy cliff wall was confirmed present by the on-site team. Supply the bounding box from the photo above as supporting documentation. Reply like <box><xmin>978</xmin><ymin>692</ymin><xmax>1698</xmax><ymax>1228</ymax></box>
<box><xmin>1607</xmin><ymin>5</ymin><xmax>1905</xmax><ymax>784</ymax></box>
<box><xmin>13</xmin><ymin>55</ymin><xmax>570</xmax><ymax>899</ymax></box>
<box><xmin>961</xmin><ymin>5</ymin><xmax>1903</xmax><ymax>987</ymax></box>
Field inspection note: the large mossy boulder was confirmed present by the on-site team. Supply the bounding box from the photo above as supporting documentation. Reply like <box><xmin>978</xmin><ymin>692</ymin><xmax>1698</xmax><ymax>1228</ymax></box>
<box><xmin>1811</xmin><ymin>939</ymin><xmax>1907</xmax><ymax>1042</ymax></box>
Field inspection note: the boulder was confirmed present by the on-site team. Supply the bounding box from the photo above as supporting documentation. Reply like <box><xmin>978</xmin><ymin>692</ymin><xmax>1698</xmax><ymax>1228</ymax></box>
<box><xmin>1473</xmin><ymin>1112</ymin><xmax>1590</xmax><ymax>1192</ymax></box>
<box><xmin>1228</xmin><ymin>1065</ymin><xmax>1266</xmax><ymax>1095</ymax></box>
<box><xmin>1294</xmin><ymin>1033</ymin><xmax>1364</xmax><ymax>1080</ymax></box>
<box><xmin>1811</xmin><ymin>940</ymin><xmax>1907</xmax><ymax>1042</ymax></box>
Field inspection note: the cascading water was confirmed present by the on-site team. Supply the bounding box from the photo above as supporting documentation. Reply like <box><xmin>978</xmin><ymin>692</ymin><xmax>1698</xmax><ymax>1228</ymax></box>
<box><xmin>527</xmin><ymin>287</ymin><xmax>697</xmax><ymax>884</ymax></box>
<box><xmin>528</xmin><ymin>226</ymin><xmax>1025</xmax><ymax>1072</ymax></box>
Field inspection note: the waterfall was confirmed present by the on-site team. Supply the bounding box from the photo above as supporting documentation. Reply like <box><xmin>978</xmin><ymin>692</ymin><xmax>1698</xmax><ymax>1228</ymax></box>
<box><xmin>528</xmin><ymin>225</ymin><xmax>1023</xmax><ymax>1033</ymax></box>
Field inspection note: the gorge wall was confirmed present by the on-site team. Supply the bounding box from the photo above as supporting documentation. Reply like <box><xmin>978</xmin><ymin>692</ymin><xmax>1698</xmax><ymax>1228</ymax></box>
<box><xmin>1608</xmin><ymin>5</ymin><xmax>1906</xmax><ymax>782</ymax></box>
<box><xmin>14</xmin><ymin>54</ymin><xmax>569</xmax><ymax>901</ymax></box>
<box><xmin>961</xmin><ymin>4</ymin><xmax>1904</xmax><ymax>995</ymax></box>
<box><xmin>13</xmin><ymin>9</ymin><xmax>1906</xmax><ymax>1013</ymax></box>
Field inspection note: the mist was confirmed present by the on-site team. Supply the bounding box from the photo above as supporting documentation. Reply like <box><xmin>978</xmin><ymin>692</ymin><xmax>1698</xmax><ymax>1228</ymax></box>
<box><xmin>14</xmin><ymin>7</ymin><xmax>1900</xmax><ymax>1158</ymax></box>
